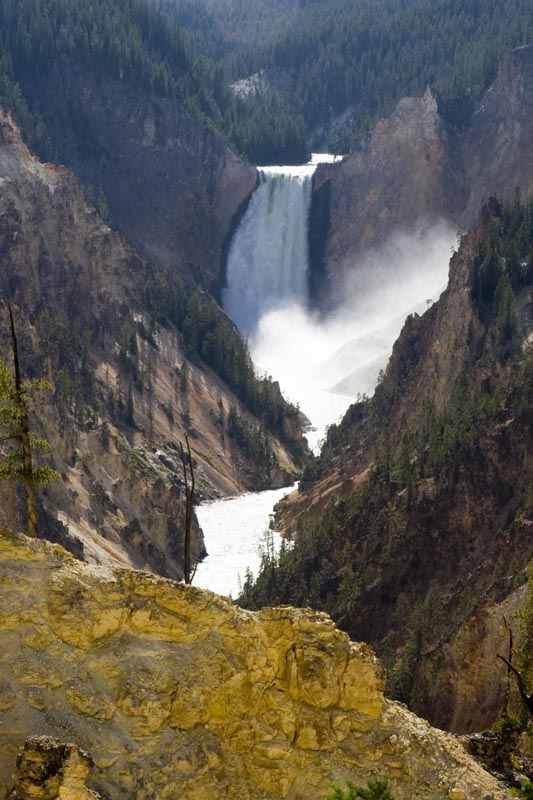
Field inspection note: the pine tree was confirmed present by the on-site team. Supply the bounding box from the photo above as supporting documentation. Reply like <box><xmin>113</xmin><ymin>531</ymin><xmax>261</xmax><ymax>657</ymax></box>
<box><xmin>0</xmin><ymin>304</ymin><xmax>59</xmax><ymax>537</ymax></box>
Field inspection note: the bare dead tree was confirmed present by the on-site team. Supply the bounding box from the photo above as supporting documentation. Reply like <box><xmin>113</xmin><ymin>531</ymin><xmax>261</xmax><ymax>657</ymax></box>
<box><xmin>179</xmin><ymin>432</ymin><xmax>196</xmax><ymax>584</ymax></box>
<box><xmin>497</xmin><ymin>652</ymin><xmax>533</xmax><ymax>719</ymax></box>
<box><xmin>501</xmin><ymin>616</ymin><xmax>514</xmax><ymax>717</ymax></box>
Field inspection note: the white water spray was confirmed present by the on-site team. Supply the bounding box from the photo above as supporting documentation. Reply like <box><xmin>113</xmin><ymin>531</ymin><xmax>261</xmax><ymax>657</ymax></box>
<box><xmin>196</xmin><ymin>156</ymin><xmax>456</xmax><ymax>596</ymax></box>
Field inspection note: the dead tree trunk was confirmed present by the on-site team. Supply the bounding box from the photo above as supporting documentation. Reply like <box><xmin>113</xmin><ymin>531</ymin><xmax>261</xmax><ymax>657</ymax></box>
<box><xmin>497</xmin><ymin>653</ymin><xmax>533</xmax><ymax>719</ymax></box>
<box><xmin>179</xmin><ymin>432</ymin><xmax>195</xmax><ymax>584</ymax></box>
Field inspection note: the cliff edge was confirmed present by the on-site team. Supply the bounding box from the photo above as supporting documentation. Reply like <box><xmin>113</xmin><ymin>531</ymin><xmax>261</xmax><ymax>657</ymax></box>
<box><xmin>0</xmin><ymin>530</ymin><xmax>511</xmax><ymax>800</ymax></box>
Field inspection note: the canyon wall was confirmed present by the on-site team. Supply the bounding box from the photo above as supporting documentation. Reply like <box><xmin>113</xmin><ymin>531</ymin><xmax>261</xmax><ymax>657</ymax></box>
<box><xmin>0</xmin><ymin>110</ymin><xmax>302</xmax><ymax>578</ymax></box>
<box><xmin>312</xmin><ymin>45</ymin><xmax>533</xmax><ymax>298</ymax></box>
<box><xmin>25</xmin><ymin>61</ymin><xmax>257</xmax><ymax>291</ymax></box>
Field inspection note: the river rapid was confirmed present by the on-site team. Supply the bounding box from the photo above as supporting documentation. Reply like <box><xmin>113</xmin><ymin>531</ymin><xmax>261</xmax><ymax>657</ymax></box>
<box><xmin>194</xmin><ymin>154</ymin><xmax>455</xmax><ymax>598</ymax></box>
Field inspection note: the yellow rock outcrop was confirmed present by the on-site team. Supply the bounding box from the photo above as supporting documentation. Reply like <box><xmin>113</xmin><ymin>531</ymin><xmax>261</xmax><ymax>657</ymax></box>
<box><xmin>0</xmin><ymin>530</ymin><xmax>510</xmax><ymax>799</ymax></box>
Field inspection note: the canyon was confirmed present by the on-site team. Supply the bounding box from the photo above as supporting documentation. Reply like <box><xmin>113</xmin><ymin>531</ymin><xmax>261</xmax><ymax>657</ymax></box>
<box><xmin>0</xmin><ymin>7</ymin><xmax>532</xmax><ymax>794</ymax></box>
<box><xmin>0</xmin><ymin>108</ymin><xmax>304</xmax><ymax>581</ymax></box>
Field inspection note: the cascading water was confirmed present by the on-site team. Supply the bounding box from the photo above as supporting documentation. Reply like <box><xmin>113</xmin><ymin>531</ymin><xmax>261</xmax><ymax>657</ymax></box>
<box><xmin>195</xmin><ymin>154</ymin><xmax>456</xmax><ymax>596</ymax></box>
<box><xmin>222</xmin><ymin>167</ymin><xmax>314</xmax><ymax>336</ymax></box>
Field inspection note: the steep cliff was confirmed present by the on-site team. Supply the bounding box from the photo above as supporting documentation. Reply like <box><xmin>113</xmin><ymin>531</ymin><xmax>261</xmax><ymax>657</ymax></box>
<box><xmin>312</xmin><ymin>89</ymin><xmax>461</xmax><ymax>294</ymax></box>
<box><xmin>312</xmin><ymin>46</ymin><xmax>533</xmax><ymax>298</ymax></box>
<box><xmin>24</xmin><ymin>61</ymin><xmax>257</xmax><ymax>291</ymax></box>
<box><xmin>0</xmin><ymin>530</ymin><xmax>512</xmax><ymax>800</ymax></box>
<box><xmin>464</xmin><ymin>46</ymin><xmax>533</xmax><ymax>223</ymax></box>
<box><xmin>0</xmin><ymin>110</ymin><xmax>304</xmax><ymax>579</ymax></box>
<box><xmin>241</xmin><ymin>201</ymin><xmax>533</xmax><ymax>732</ymax></box>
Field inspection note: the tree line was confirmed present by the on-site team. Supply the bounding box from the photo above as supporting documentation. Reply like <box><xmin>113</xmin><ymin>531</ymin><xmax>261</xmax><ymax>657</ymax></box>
<box><xmin>3</xmin><ymin>0</ymin><xmax>530</xmax><ymax>165</ymax></box>
<box><xmin>166</xmin><ymin>0</ymin><xmax>533</xmax><ymax>159</ymax></box>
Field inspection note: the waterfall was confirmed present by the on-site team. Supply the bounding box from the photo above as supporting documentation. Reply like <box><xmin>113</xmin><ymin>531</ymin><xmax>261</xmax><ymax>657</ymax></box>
<box><xmin>222</xmin><ymin>169</ymin><xmax>313</xmax><ymax>336</ymax></box>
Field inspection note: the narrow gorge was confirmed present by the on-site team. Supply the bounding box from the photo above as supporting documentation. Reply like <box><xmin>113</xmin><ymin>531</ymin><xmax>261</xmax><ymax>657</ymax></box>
<box><xmin>1</xmin><ymin>4</ymin><xmax>533</xmax><ymax>795</ymax></box>
<box><xmin>197</xmin><ymin>155</ymin><xmax>455</xmax><ymax>596</ymax></box>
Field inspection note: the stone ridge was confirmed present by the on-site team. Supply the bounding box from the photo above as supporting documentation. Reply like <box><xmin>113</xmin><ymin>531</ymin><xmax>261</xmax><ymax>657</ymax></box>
<box><xmin>311</xmin><ymin>45</ymin><xmax>533</xmax><ymax>296</ymax></box>
<box><xmin>0</xmin><ymin>531</ymin><xmax>511</xmax><ymax>800</ymax></box>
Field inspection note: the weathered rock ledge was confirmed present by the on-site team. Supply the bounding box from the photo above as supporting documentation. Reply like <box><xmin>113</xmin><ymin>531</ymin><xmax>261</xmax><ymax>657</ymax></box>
<box><xmin>0</xmin><ymin>531</ymin><xmax>510</xmax><ymax>799</ymax></box>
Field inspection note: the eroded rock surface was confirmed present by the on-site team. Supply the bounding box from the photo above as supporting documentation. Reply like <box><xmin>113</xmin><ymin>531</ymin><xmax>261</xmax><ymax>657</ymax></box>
<box><xmin>0</xmin><ymin>109</ymin><xmax>302</xmax><ymax>577</ymax></box>
<box><xmin>0</xmin><ymin>531</ymin><xmax>511</xmax><ymax>800</ymax></box>
<box><xmin>8</xmin><ymin>736</ymin><xmax>100</xmax><ymax>800</ymax></box>
<box><xmin>312</xmin><ymin>45</ymin><xmax>533</xmax><ymax>295</ymax></box>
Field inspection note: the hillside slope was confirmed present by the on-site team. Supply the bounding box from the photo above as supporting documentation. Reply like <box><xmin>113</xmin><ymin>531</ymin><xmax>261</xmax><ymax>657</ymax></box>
<box><xmin>0</xmin><ymin>0</ymin><xmax>258</xmax><ymax>290</ymax></box>
<box><xmin>241</xmin><ymin>199</ymin><xmax>533</xmax><ymax>732</ymax></box>
<box><xmin>0</xmin><ymin>110</ymin><xmax>306</xmax><ymax>579</ymax></box>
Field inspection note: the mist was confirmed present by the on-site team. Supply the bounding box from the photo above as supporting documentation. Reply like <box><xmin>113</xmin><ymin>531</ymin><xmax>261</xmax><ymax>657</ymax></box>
<box><xmin>249</xmin><ymin>220</ymin><xmax>457</xmax><ymax>449</ymax></box>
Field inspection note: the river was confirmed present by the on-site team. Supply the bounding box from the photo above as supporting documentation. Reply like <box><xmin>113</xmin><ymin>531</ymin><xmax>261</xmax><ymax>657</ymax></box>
<box><xmin>193</xmin><ymin>154</ymin><xmax>455</xmax><ymax>598</ymax></box>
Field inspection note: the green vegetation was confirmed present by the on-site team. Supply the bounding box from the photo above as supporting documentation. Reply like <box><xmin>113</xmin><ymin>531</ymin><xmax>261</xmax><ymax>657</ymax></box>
<box><xmin>167</xmin><ymin>0</ymin><xmax>533</xmax><ymax>159</ymax></box>
<box><xmin>3</xmin><ymin>0</ymin><xmax>530</xmax><ymax>163</ymax></box>
<box><xmin>0</xmin><ymin>0</ymin><xmax>218</xmax><ymax>160</ymax></box>
<box><xmin>471</xmin><ymin>194</ymin><xmax>533</xmax><ymax>317</ymax></box>
<box><xmin>227</xmin><ymin>406</ymin><xmax>273</xmax><ymax>486</ymax></box>
<box><xmin>142</xmin><ymin>273</ymin><xmax>304</xmax><ymax>457</ymax></box>
<box><xmin>512</xmin><ymin>780</ymin><xmax>533</xmax><ymax>800</ymax></box>
<box><xmin>0</xmin><ymin>359</ymin><xmax>58</xmax><ymax>498</ymax></box>
<box><xmin>0</xmin><ymin>305</ymin><xmax>59</xmax><ymax>538</ymax></box>
<box><xmin>328</xmin><ymin>778</ymin><xmax>394</xmax><ymax>800</ymax></box>
<box><xmin>37</xmin><ymin>310</ymin><xmax>97</xmax><ymax>424</ymax></box>
<box><xmin>0</xmin><ymin>0</ymin><xmax>309</xmax><ymax>164</ymax></box>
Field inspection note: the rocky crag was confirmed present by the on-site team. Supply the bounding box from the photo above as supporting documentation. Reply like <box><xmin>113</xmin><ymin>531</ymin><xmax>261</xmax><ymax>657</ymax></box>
<box><xmin>0</xmin><ymin>110</ymin><xmax>305</xmax><ymax>579</ymax></box>
<box><xmin>0</xmin><ymin>530</ymin><xmax>513</xmax><ymax>800</ymax></box>
<box><xmin>311</xmin><ymin>45</ymin><xmax>533</xmax><ymax>300</ymax></box>
<box><xmin>8</xmin><ymin>736</ymin><xmax>101</xmax><ymax>800</ymax></box>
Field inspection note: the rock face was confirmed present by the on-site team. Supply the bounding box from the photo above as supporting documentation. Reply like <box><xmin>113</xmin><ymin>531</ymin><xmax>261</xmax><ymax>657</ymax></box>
<box><xmin>464</xmin><ymin>46</ymin><xmax>533</xmax><ymax>223</ymax></box>
<box><xmin>267</xmin><ymin>210</ymin><xmax>533</xmax><ymax>732</ymax></box>
<box><xmin>0</xmin><ymin>110</ymin><xmax>302</xmax><ymax>577</ymax></box>
<box><xmin>312</xmin><ymin>46</ymin><xmax>533</xmax><ymax>296</ymax></box>
<box><xmin>9</xmin><ymin>736</ymin><xmax>101</xmax><ymax>800</ymax></box>
<box><xmin>25</xmin><ymin>61</ymin><xmax>257</xmax><ymax>290</ymax></box>
<box><xmin>0</xmin><ymin>531</ymin><xmax>512</xmax><ymax>800</ymax></box>
<box><xmin>312</xmin><ymin>89</ymin><xmax>461</xmax><ymax>292</ymax></box>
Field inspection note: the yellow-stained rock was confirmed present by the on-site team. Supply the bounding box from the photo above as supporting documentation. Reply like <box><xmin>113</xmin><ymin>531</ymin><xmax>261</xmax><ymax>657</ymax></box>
<box><xmin>9</xmin><ymin>736</ymin><xmax>101</xmax><ymax>800</ymax></box>
<box><xmin>0</xmin><ymin>534</ymin><xmax>513</xmax><ymax>800</ymax></box>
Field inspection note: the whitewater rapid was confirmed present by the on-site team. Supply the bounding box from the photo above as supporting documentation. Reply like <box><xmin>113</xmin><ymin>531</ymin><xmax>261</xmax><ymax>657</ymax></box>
<box><xmin>194</xmin><ymin>154</ymin><xmax>455</xmax><ymax>597</ymax></box>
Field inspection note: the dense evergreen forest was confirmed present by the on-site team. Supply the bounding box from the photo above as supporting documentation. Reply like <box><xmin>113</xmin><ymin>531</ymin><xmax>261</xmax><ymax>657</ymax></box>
<box><xmin>239</xmin><ymin>197</ymin><xmax>533</xmax><ymax>705</ymax></box>
<box><xmin>2</xmin><ymin>0</ymin><xmax>531</xmax><ymax>163</ymax></box>
<box><xmin>11</xmin><ymin>256</ymin><xmax>304</xmax><ymax>466</ymax></box>
<box><xmin>163</xmin><ymin>0</ymin><xmax>533</xmax><ymax>158</ymax></box>
<box><xmin>0</xmin><ymin>0</ymin><xmax>218</xmax><ymax>157</ymax></box>
<box><xmin>141</xmin><ymin>271</ymin><xmax>304</xmax><ymax>457</ymax></box>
